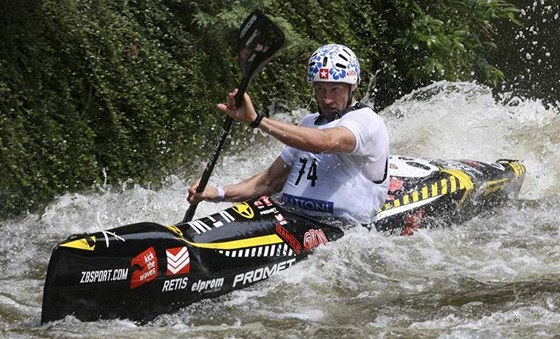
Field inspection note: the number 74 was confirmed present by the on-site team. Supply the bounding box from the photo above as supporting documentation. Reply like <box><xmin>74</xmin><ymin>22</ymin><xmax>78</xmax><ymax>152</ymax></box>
<box><xmin>295</xmin><ymin>158</ymin><xmax>318</xmax><ymax>186</ymax></box>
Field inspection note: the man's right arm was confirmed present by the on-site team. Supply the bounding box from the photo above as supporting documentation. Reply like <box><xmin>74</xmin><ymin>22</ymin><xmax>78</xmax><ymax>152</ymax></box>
<box><xmin>187</xmin><ymin>156</ymin><xmax>291</xmax><ymax>204</ymax></box>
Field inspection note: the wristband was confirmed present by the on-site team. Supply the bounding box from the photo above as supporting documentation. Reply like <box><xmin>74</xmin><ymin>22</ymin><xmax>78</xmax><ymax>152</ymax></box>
<box><xmin>214</xmin><ymin>186</ymin><xmax>225</xmax><ymax>202</ymax></box>
<box><xmin>249</xmin><ymin>112</ymin><xmax>268</xmax><ymax>128</ymax></box>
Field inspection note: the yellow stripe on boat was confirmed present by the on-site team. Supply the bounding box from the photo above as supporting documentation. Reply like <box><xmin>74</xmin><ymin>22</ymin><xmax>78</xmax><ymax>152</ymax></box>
<box><xmin>443</xmin><ymin>170</ymin><xmax>474</xmax><ymax>192</ymax></box>
<box><xmin>186</xmin><ymin>234</ymin><xmax>283</xmax><ymax>250</ymax></box>
<box><xmin>443</xmin><ymin>169</ymin><xmax>475</xmax><ymax>206</ymax></box>
<box><xmin>440</xmin><ymin>178</ymin><xmax>448</xmax><ymax>195</ymax></box>
<box><xmin>403</xmin><ymin>195</ymin><xmax>410</xmax><ymax>205</ymax></box>
<box><xmin>484</xmin><ymin>178</ymin><xmax>509</xmax><ymax>196</ymax></box>
<box><xmin>60</xmin><ymin>236</ymin><xmax>96</xmax><ymax>251</ymax></box>
<box><xmin>508</xmin><ymin>162</ymin><xmax>525</xmax><ymax>177</ymax></box>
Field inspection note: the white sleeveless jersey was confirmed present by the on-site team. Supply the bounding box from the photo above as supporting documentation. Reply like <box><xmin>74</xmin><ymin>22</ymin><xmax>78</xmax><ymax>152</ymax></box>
<box><xmin>280</xmin><ymin>105</ymin><xmax>389</xmax><ymax>224</ymax></box>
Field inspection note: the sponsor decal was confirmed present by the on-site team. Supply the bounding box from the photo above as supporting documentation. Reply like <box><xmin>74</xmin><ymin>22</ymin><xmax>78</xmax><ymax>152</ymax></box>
<box><xmin>319</xmin><ymin>68</ymin><xmax>329</xmax><ymax>79</ymax></box>
<box><xmin>208</xmin><ymin>212</ymin><xmax>236</xmax><ymax>228</ymax></box>
<box><xmin>232</xmin><ymin>202</ymin><xmax>254</xmax><ymax>219</ymax></box>
<box><xmin>191</xmin><ymin>277</ymin><xmax>224</xmax><ymax>293</ymax></box>
<box><xmin>239</xmin><ymin>13</ymin><xmax>257</xmax><ymax>40</ymax></box>
<box><xmin>166</xmin><ymin>246</ymin><xmax>190</xmax><ymax>276</ymax></box>
<box><xmin>188</xmin><ymin>211</ymin><xmax>236</xmax><ymax>234</ymax></box>
<box><xmin>130</xmin><ymin>247</ymin><xmax>158</xmax><ymax>289</ymax></box>
<box><xmin>162</xmin><ymin>277</ymin><xmax>189</xmax><ymax>292</ymax></box>
<box><xmin>275</xmin><ymin>224</ymin><xmax>302</xmax><ymax>254</ymax></box>
<box><xmin>282</xmin><ymin>193</ymin><xmax>334</xmax><ymax>213</ymax></box>
<box><xmin>80</xmin><ymin>268</ymin><xmax>128</xmax><ymax>284</ymax></box>
<box><xmin>188</xmin><ymin>219</ymin><xmax>212</xmax><ymax>234</ymax></box>
<box><xmin>274</xmin><ymin>213</ymin><xmax>287</xmax><ymax>225</ymax></box>
<box><xmin>233</xmin><ymin>258</ymin><xmax>296</xmax><ymax>287</ymax></box>
<box><xmin>389</xmin><ymin>177</ymin><xmax>404</xmax><ymax>191</ymax></box>
<box><xmin>254</xmin><ymin>195</ymin><xmax>274</xmax><ymax>209</ymax></box>
<box><xmin>401</xmin><ymin>209</ymin><xmax>425</xmax><ymax>236</ymax></box>
<box><xmin>303</xmin><ymin>229</ymin><xmax>328</xmax><ymax>251</ymax></box>
<box><xmin>259</xmin><ymin>207</ymin><xmax>278</xmax><ymax>215</ymax></box>
<box><xmin>255</xmin><ymin>196</ymin><xmax>278</xmax><ymax>215</ymax></box>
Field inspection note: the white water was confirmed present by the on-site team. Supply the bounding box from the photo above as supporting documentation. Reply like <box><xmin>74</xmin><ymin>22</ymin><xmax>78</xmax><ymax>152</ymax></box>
<box><xmin>2</xmin><ymin>82</ymin><xmax>560</xmax><ymax>338</ymax></box>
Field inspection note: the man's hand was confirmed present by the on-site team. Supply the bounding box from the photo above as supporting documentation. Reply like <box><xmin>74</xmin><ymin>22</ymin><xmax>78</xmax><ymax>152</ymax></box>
<box><xmin>217</xmin><ymin>89</ymin><xmax>258</xmax><ymax>124</ymax></box>
<box><xmin>187</xmin><ymin>181</ymin><xmax>223</xmax><ymax>204</ymax></box>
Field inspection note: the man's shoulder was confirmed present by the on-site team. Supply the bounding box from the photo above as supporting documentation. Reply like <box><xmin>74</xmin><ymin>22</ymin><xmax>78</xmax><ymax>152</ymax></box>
<box><xmin>299</xmin><ymin>112</ymin><xmax>321</xmax><ymax>126</ymax></box>
<box><xmin>343</xmin><ymin>105</ymin><xmax>382</xmax><ymax>123</ymax></box>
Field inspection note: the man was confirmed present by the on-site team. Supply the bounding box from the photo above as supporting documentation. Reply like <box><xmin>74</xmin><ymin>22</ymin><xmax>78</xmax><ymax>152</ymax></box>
<box><xmin>188</xmin><ymin>44</ymin><xmax>389</xmax><ymax>225</ymax></box>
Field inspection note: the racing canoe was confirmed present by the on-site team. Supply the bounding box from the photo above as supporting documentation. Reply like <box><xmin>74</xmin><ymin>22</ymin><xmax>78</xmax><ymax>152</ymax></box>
<box><xmin>40</xmin><ymin>156</ymin><xmax>526</xmax><ymax>323</ymax></box>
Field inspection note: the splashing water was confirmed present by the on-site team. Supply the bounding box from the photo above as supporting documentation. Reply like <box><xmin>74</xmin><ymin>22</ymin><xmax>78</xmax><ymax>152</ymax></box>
<box><xmin>2</xmin><ymin>82</ymin><xmax>560</xmax><ymax>338</ymax></box>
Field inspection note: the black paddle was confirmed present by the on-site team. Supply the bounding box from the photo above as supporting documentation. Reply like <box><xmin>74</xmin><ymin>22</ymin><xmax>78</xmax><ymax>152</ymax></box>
<box><xmin>182</xmin><ymin>9</ymin><xmax>285</xmax><ymax>223</ymax></box>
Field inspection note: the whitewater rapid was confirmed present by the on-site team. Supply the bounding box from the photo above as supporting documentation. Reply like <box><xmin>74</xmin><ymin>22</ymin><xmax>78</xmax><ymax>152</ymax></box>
<box><xmin>1</xmin><ymin>82</ymin><xmax>560</xmax><ymax>338</ymax></box>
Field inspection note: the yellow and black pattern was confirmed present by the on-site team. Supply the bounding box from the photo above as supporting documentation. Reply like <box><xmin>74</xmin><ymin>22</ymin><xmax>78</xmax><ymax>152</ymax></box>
<box><xmin>380</xmin><ymin>170</ymin><xmax>474</xmax><ymax>213</ymax></box>
<box><xmin>218</xmin><ymin>243</ymin><xmax>295</xmax><ymax>258</ymax></box>
<box><xmin>379</xmin><ymin>160</ymin><xmax>526</xmax><ymax>215</ymax></box>
<box><xmin>483</xmin><ymin>178</ymin><xmax>509</xmax><ymax>196</ymax></box>
<box><xmin>507</xmin><ymin>161</ymin><xmax>526</xmax><ymax>178</ymax></box>
<box><xmin>183</xmin><ymin>234</ymin><xmax>294</xmax><ymax>257</ymax></box>
<box><xmin>483</xmin><ymin>162</ymin><xmax>525</xmax><ymax>196</ymax></box>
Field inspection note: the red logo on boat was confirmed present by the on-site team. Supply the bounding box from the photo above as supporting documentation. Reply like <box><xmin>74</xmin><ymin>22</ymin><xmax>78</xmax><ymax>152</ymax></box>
<box><xmin>303</xmin><ymin>229</ymin><xmax>328</xmax><ymax>251</ymax></box>
<box><xmin>254</xmin><ymin>195</ymin><xmax>274</xmax><ymax>209</ymax></box>
<box><xmin>130</xmin><ymin>247</ymin><xmax>158</xmax><ymax>289</ymax></box>
<box><xmin>274</xmin><ymin>213</ymin><xmax>287</xmax><ymax>225</ymax></box>
<box><xmin>401</xmin><ymin>209</ymin><xmax>425</xmax><ymax>236</ymax></box>
<box><xmin>166</xmin><ymin>246</ymin><xmax>191</xmax><ymax>276</ymax></box>
<box><xmin>389</xmin><ymin>177</ymin><xmax>404</xmax><ymax>191</ymax></box>
<box><xmin>276</xmin><ymin>224</ymin><xmax>302</xmax><ymax>254</ymax></box>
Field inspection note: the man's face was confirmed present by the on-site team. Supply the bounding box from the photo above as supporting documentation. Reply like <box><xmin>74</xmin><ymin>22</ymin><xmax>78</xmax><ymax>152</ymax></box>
<box><xmin>313</xmin><ymin>82</ymin><xmax>352</xmax><ymax>118</ymax></box>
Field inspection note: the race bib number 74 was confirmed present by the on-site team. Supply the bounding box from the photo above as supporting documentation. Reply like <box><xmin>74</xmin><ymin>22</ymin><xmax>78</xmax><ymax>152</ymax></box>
<box><xmin>295</xmin><ymin>158</ymin><xmax>318</xmax><ymax>186</ymax></box>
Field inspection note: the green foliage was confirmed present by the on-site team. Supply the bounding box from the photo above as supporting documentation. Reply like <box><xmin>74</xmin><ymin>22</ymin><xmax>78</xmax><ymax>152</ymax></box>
<box><xmin>0</xmin><ymin>0</ymin><xmax>518</xmax><ymax>216</ymax></box>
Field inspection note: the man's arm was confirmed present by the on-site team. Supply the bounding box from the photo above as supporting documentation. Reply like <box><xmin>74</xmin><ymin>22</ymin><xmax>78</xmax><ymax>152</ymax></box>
<box><xmin>258</xmin><ymin>118</ymin><xmax>356</xmax><ymax>154</ymax></box>
<box><xmin>217</xmin><ymin>90</ymin><xmax>356</xmax><ymax>154</ymax></box>
<box><xmin>187</xmin><ymin>156</ymin><xmax>291</xmax><ymax>204</ymax></box>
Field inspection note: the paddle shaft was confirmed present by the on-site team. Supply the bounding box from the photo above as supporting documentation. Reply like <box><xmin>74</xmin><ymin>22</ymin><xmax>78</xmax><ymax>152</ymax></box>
<box><xmin>182</xmin><ymin>83</ymin><xmax>247</xmax><ymax>223</ymax></box>
<box><xmin>182</xmin><ymin>9</ymin><xmax>284</xmax><ymax>223</ymax></box>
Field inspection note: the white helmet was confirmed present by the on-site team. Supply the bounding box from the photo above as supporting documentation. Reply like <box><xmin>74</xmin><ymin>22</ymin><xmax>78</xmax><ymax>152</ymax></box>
<box><xmin>307</xmin><ymin>44</ymin><xmax>360</xmax><ymax>85</ymax></box>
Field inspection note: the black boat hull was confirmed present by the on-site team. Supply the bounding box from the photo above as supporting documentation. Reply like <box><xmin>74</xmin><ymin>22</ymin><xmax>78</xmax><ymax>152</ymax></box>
<box><xmin>41</xmin><ymin>156</ymin><xmax>526</xmax><ymax>323</ymax></box>
<box><xmin>41</xmin><ymin>197</ymin><xmax>344</xmax><ymax>323</ymax></box>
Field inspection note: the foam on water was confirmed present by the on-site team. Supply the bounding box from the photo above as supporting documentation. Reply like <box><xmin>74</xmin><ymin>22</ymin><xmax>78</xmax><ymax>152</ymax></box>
<box><xmin>2</xmin><ymin>81</ymin><xmax>560</xmax><ymax>338</ymax></box>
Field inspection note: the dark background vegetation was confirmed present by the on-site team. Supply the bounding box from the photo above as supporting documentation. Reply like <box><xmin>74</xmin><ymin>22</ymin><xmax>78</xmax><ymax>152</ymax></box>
<box><xmin>489</xmin><ymin>0</ymin><xmax>558</xmax><ymax>107</ymax></box>
<box><xmin>0</xmin><ymin>0</ymin><xmax>551</xmax><ymax>217</ymax></box>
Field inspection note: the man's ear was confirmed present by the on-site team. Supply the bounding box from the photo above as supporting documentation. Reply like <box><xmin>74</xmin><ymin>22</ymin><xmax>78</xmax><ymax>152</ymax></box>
<box><xmin>351</xmin><ymin>83</ymin><xmax>358</xmax><ymax>92</ymax></box>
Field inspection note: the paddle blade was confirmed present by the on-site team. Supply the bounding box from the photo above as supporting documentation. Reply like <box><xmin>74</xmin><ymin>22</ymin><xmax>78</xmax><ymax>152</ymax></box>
<box><xmin>235</xmin><ymin>9</ymin><xmax>285</xmax><ymax>106</ymax></box>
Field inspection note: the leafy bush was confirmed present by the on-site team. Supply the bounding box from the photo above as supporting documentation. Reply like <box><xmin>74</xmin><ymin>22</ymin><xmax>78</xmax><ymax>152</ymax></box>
<box><xmin>0</xmin><ymin>0</ymin><xmax>518</xmax><ymax>216</ymax></box>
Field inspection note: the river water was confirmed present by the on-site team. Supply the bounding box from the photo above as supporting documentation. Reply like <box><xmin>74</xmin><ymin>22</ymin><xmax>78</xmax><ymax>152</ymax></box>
<box><xmin>1</xmin><ymin>82</ymin><xmax>559</xmax><ymax>338</ymax></box>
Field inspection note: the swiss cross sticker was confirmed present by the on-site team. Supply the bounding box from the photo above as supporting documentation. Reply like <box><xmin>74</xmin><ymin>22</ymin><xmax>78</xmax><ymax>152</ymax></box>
<box><xmin>319</xmin><ymin>68</ymin><xmax>329</xmax><ymax>79</ymax></box>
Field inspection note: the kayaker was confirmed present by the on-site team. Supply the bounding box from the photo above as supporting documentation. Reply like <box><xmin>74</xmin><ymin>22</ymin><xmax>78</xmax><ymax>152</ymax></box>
<box><xmin>188</xmin><ymin>44</ymin><xmax>389</xmax><ymax>225</ymax></box>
